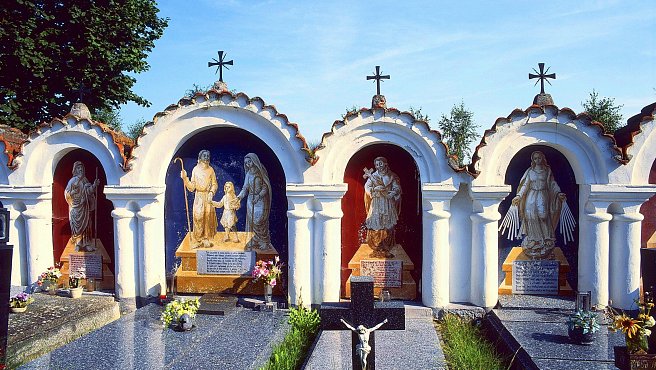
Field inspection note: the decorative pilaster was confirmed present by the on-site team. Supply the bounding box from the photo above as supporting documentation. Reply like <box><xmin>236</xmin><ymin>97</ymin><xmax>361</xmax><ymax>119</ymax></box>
<box><xmin>111</xmin><ymin>208</ymin><xmax>137</xmax><ymax>302</ymax></box>
<box><xmin>470</xmin><ymin>186</ymin><xmax>510</xmax><ymax>310</ymax></box>
<box><xmin>136</xmin><ymin>205</ymin><xmax>165</xmax><ymax>298</ymax></box>
<box><xmin>313</xmin><ymin>185</ymin><xmax>348</xmax><ymax>303</ymax></box>
<box><xmin>609</xmin><ymin>210</ymin><xmax>644</xmax><ymax>309</ymax></box>
<box><xmin>286</xmin><ymin>185</ymin><xmax>314</xmax><ymax>306</ymax></box>
<box><xmin>421</xmin><ymin>184</ymin><xmax>458</xmax><ymax>308</ymax></box>
<box><xmin>7</xmin><ymin>203</ymin><xmax>24</xmax><ymax>285</ymax></box>
<box><xmin>580</xmin><ymin>210</ymin><xmax>612</xmax><ymax>308</ymax></box>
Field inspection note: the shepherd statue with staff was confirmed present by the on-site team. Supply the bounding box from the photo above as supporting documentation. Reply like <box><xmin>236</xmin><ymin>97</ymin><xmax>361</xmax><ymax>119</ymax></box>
<box><xmin>179</xmin><ymin>150</ymin><xmax>219</xmax><ymax>248</ymax></box>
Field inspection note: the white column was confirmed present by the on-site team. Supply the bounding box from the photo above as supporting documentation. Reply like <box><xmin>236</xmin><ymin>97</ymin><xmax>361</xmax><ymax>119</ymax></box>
<box><xmin>314</xmin><ymin>186</ymin><xmax>347</xmax><ymax>303</ymax></box>
<box><xmin>22</xmin><ymin>203</ymin><xmax>54</xmax><ymax>284</ymax></box>
<box><xmin>609</xmin><ymin>209</ymin><xmax>644</xmax><ymax>309</ymax></box>
<box><xmin>112</xmin><ymin>207</ymin><xmax>137</xmax><ymax>301</ymax></box>
<box><xmin>579</xmin><ymin>210</ymin><xmax>612</xmax><ymax>308</ymax></box>
<box><xmin>8</xmin><ymin>204</ymin><xmax>25</xmax><ymax>285</ymax></box>
<box><xmin>287</xmin><ymin>192</ymin><xmax>314</xmax><ymax>307</ymax></box>
<box><xmin>421</xmin><ymin>184</ymin><xmax>458</xmax><ymax>308</ymax></box>
<box><xmin>137</xmin><ymin>206</ymin><xmax>165</xmax><ymax>298</ymax></box>
<box><xmin>470</xmin><ymin>186</ymin><xmax>510</xmax><ymax>310</ymax></box>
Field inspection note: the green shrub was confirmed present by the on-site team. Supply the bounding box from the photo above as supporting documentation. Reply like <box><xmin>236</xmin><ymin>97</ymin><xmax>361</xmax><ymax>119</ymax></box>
<box><xmin>261</xmin><ymin>304</ymin><xmax>321</xmax><ymax>370</ymax></box>
<box><xmin>438</xmin><ymin>314</ymin><xmax>505</xmax><ymax>370</ymax></box>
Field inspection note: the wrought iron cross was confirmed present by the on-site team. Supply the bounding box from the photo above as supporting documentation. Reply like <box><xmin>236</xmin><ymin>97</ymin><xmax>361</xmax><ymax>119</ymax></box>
<box><xmin>367</xmin><ymin>66</ymin><xmax>390</xmax><ymax>96</ymax></box>
<box><xmin>529</xmin><ymin>62</ymin><xmax>556</xmax><ymax>94</ymax></box>
<box><xmin>208</xmin><ymin>51</ymin><xmax>233</xmax><ymax>82</ymax></box>
<box><xmin>73</xmin><ymin>82</ymin><xmax>91</xmax><ymax>103</ymax></box>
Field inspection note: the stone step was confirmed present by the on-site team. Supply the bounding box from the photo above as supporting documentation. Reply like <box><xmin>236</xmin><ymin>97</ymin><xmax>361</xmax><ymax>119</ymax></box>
<box><xmin>7</xmin><ymin>287</ymin><xmax>120</xmax><ymax>368</ymax></box>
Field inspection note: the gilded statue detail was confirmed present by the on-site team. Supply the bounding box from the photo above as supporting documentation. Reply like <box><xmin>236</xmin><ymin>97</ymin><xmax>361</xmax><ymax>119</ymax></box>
<box><xmin>181</xmin><ymin>149</ymin><xmax>218</xmax><ymax>248</ymax></box>
<box><xmin>237</xmin><ymin>153</ymin><xmax>273</xmax><ymax>251</ymax></box>
<box><xmin>65</xmin><ymin>161</ymin><xmax>100</xmax><ymax>251</ymax></box>
<box><xmin>363</xmin><ymin>156</ymin><xmax>401</xmax><ymax>258</ymax></box>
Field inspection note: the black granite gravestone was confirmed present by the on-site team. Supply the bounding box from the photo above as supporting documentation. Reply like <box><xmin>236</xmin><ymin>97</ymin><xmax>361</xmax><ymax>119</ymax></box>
<box><xmin>0</xmin><ymin>207</ymin><xmax>12</xmax><ymax>369</ymax></box>
<box><xmin>197</xmin><ymin>293</ymin><xmax>237</xmax><ymax>315</ymax></box>
<box><xmin>320</xmin><ymin>276</ymin><xmax>405</xmax><ymax>370</ymax></box>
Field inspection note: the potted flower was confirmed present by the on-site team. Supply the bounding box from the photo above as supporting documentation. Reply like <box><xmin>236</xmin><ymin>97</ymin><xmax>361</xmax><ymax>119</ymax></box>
<box><xmin>160</xmin><ymin>297</ymin><xmax>200</xmax><ymax>331</ymax></box>
<box><xmin>37</xmin><ymin>264</ymin><xmax>62</xmax><ymax>294</ymax></box>
<box><xmin>608</xmin><ymin>299</ymin><xmax>656</xmax><ymax>369</ymax></box>
<box><xmin>251</xmin><ymin>256</ymin><xmax>283</xmax><ymax>303</ymax></box>
<box><xmin>9</xmin><ymin>292</ymin><xmax>34</xmax><ymax>313</ymax></box>
<box><xmin>68</xmin><ymin>269</ymin><xmax>85</xmax><ymax>299</ymax></box>
<box><xmin>567</xmin><ymin>309</ymin><xmax>600</xmax><ymax>344</ymax></box>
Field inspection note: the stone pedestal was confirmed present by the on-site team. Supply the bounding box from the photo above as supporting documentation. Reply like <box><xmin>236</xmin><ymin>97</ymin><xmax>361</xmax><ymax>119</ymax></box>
<box><xmin>59</xmin><ymin>238</ymin><xmax>114</xmax><ymax>290</ymax></box>
<box><xmin>175</xmin><ymin>232</ymin><xmax>280</xmax><ymax>295</ymax></box>
<box><xmin>345</xmin><ymin>244</ymin><xmax>416</xmax><ymax>300</ymax></box>
<box><xmin>498</xmin><ymin>247</ymin><xmax>573</xmax><ymax>295</ymax></box>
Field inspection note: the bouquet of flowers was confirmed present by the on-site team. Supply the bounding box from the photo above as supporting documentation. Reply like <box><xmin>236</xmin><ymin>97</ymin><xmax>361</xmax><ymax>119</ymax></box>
<box><xmin>608</xmin><ymin>300</ymin><xmax>655</xmax><ymax>354</ymax></box>
<box><xmin>37</xmin><ymin>265</ymin><xmax>62</xmax><ymax>287</ymax></box>
<box><xmin>69</xmin><ymin>269</ymin><xmax>86</xmax><ymax>289</ymax></box>
<box><xmin>160</xmin><ymin>297</ymin><xmax>200</xmax><ymax>328</ymax></box>
<box><xmin>251</xmin><ymin>257</ymin><xmax>283</xmax><ymax>287</ymax></box>
<box><xmin>9</xmin><ymin>292</ymin><xmax>34</xmax><ymax>308</ymax></box>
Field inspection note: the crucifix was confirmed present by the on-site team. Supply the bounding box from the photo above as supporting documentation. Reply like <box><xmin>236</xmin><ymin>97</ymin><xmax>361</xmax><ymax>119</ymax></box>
<box><xmin>208</xmin><ymin>50</ymin><xmax>233</xmax><ymax>83</ymax></box>
<box><xmin>73</xmin><ymin>82</ymin><xmax>92</xmax><ymax>103</ymax></box>
<box><xmin>320</xmin><ymin>276</ymin><xmax>405</xmax><ymax>370</ymax></box>
<box><xmin>528</xmin><ymin>62</ymin><xmax>556</xmax><ymax>94</ymax></box>
<box><xmin>366</xmin><ymin>66</ymin><xmax>390</xmax><ymax>96</ymax></box>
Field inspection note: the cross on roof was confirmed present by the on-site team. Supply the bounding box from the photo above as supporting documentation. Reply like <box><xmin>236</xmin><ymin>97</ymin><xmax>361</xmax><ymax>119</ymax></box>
<box><xmin>529</xmin><ymin>62</ymin><xmax>556</xmax><ymax>94</ymax></box>
<box><xmin>320</xmin><ymin>276</ymin><xmax>405</xmax><ymax>370</ymax></box>
<box><xmin>73</xmin><ymin>82</ymin><xmax>91</xmax><ymax>103</ymax></box>
<box><xmin>208</xmin><ymin>51</ymin><xmax>233</xmax><ymax>82</ymax></box>
<box><xmin>366</xmin><ymin>66</ymin><xmax>390</xmax><ymax>96</ymax></box>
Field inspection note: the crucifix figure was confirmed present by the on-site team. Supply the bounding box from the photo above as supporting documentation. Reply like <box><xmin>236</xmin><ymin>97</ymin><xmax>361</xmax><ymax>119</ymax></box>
<box><xmin>528</xmin><ymin>62</ymin><xmax>556</xmax><ymax>94</ymax></box>
<box><xmin>320</xmin><ymin>276</ymin><xmax>405</xmax><ymax>370</ymax></box>
<box><xmin>74</xmin><ymin>82</ymin><xmax>92</xmax><ymax>103</ymax></box>
<box><xmin>366</xmin><ymin>66</ymin><xmax>390</xmax><ymax>96</ymax></box>
<box><xmin>208</xmin><ymin>50</ymin><xmax>234</xmax><ymax>83</ymax></box>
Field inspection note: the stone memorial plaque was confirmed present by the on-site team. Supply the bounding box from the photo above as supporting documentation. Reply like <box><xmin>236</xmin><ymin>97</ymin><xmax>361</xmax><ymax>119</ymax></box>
<box><xmin>69</xmin><ymin>254</ymin><xmax>103</xmax><ymax>279</ymax></box>
<box><xmin>198</xmin><ymin>294</ymin><xmax>237</xmax><ymax>315</ymax></box>
<box><xmin>197</xmin><ymin>250</ymin><xmax>255</xmax><ymax>275</ymax></box>
<box><xmin>361</xmin><ymin>260</ymin><xmax>402</xmax><ymax>288</ymax></box>
<box><xmin>512</xmin><ymin>260</ymin><xmax>559</xmax><ymax>295</ymax></box>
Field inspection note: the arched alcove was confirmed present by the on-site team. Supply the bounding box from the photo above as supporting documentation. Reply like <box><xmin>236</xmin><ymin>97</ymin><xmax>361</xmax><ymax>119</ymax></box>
<box><xmin>498</xmin><ymin>144</ymin><xmax>579</xmax><ymax>290</ymax></box>
<box><xmin>341</xmin><ymin>143</ymin><xmax>422</xmax><ymax>299</ymax></box>
<box><xmin>640</xmin><ymin>159</ymin><xmax>656</xmax><ymax>248</ymax></box>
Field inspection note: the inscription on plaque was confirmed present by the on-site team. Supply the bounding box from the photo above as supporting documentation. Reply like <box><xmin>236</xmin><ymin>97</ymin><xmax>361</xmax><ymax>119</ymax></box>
<box><xmin>70</xmin><ymin>254</ymin><xmax>103</xmax><ymax>279</ymax></box>
<box><xmin>512</xmin><ymin>260</ymin><xmax>559</xmax><ymax>295</ymax></box>
<box><xmin>197</xmin><ymin>250</ymin><xmax>255</xmax><ymax>275</ymax></box>
<box><xmin>361</xmin><ymin>260</ymin><xmax>402</xmax><ymax>288</ymax></box>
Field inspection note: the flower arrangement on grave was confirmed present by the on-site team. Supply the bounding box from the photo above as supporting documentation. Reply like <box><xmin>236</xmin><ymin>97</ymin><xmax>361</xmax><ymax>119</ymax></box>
<box><xmin>161</xmin><ymin>297</ymin><xmax>200</xmax><ymax>330</ymax></box>
<box><xmin>567</xmin><ymin>309</ymin><xmax>600</xmax><ymax>343</ymax></box>
<box><xmin>608</xmin><ymin>300</ymin><xmax>655</xmax><ymax>354</ymax></box>
<box><xmin>37</xmin><ymin>264</ymin><xmax>62</xmax><ymax>289</ymax></box>
<box><xmin>69</xmin><ymin>269</ymin><xmax>86</xmax><ymax>289</ymax></box>
<box><xmin>251</xmin><ymin>256</ymin><xmax>283</xmax><ymax>288</ymax></box>
<box><xmin>9</xmin><ymin>292</ymin><xmax>34</xmax><ymax>309</ymax></box>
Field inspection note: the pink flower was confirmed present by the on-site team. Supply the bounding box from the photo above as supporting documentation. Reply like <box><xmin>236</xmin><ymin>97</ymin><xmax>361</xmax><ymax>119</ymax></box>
<box><xmin>270</xmin><ymin>279</ymin><xmax>277</xmax><ymax>287</ymax></box>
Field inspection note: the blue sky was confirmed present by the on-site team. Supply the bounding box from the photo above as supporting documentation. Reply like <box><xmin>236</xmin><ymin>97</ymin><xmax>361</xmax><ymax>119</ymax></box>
<box><xmin>120</xmin><ymin>0</ymin><xmax>655</xmax><ymax>146</ymax></box>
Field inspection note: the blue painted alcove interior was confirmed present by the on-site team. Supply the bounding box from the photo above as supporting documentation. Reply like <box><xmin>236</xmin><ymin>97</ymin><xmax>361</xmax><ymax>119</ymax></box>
<box><xmin>164</xmin><ymin>127</ymin><xmax>288</xmax><ymax>274</ymax></box>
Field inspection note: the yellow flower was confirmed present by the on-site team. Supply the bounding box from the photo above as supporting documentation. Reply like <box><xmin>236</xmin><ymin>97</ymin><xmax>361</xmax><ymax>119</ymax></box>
<box><xmin>615</xmin><ymin>315</ymin><xmax>642</xmax><ymax>338</ymax></box>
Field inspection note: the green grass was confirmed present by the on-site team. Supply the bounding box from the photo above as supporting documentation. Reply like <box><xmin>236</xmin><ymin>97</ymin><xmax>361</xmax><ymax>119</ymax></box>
<box><xmin>437</xmin><ymin>314</ymin><xmax>507</xmax><ymax>370</ymax></box>
<box><xmin>260</xmin><ymin>304</ymin><xmax>320</xmax><ymax>370</ymax></box>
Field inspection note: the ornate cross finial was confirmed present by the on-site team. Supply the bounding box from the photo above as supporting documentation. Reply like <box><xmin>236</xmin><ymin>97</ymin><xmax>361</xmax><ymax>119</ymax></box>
<box><xmin>208</xmin><ymin>51</ymin><xmax>234</xmax><ymax>82</ymax></box>
<box><xmin>73</xmin><ymin>82</ymin><xmax>92</xmax><ymax>103</ymax></box>
<box><xmin>529</xmin><ymin>63</ymin><xmax>556</xmax><ymax>94</ymax></box>
<box><xmin>366</xmin><ymin>66</ymin><xmax>390</xmax><ymax>96</ymax></box>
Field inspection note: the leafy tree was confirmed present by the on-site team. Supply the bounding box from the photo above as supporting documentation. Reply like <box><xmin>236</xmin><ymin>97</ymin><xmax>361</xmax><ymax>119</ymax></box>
<box><xmin>0</xmin><ymin>0</ymin><xmax>168</xmax><ymax>130</ymax></box>
<box><xmin>581</xmin><ymin>90</ymin><xmax>624</xmax><ymax>133</ymax></box>
<box><xmin>93</xmin><ymin>107</ymin><xmax>122</xmax><ymax>132</ymax></box>
<box><xmin>438</xmin><ymin>101</ymin><xmax>479</xmax><ymax>166</ymax></box>
<box><xmin>125</xmin><ymin>118</ymin><xmax>148</xmax><ymax>140</ymax></box>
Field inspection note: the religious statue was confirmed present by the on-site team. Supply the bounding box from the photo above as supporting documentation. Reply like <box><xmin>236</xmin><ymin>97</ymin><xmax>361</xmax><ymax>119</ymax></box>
<box><xmin>237</xmin><ymin>153</ymin><xmax>273</xmax><ymax>250</ymax></box>
<box><xmin>363</xmin><ymin>157</ymin><xmax>401</xmax><ymax>258</ymax></box>
<box><xmin>340</xmin><ymin>318</ymin><xmax>388</xmax><ymax>370</ymax></box>
<box><xmin>65</xmin><ymin>161</ymin><xmax>100</xmax><ymax>251</ymax></box>
<box><xmin>212</xmin><ymin>181</ymin><xmax>241</xmax><ymax>242</ymax></box>
<box><xmin>499</xmin><ymin>151</ymin><xmax>576</xmax><ymax>259</ymax></box>
<box><xmin>181</xmin><ymin>150</ymin><xmax>218</xmax><ymax>248</ymax></box>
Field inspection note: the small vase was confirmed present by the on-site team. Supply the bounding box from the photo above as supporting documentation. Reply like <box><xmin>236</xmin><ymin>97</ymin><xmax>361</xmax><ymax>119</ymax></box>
<box><xmin>568</xmin><ymin>326</ymin><xmax>595</xmax><ymax>345</ymax></box>
<box><xmin>69</xmin><ymin>286</ymin><xmax>83</xmax><ymax>299</ymax></box>
<box><xmin>175</xmin><ymin>313</ymin><xmax>194</xmax><ymax>332</ymax></box>
<box><xmin>42</xmin><ymin>281</ymin><xmax>57</xmax><ymax>295</ymax></box>
<box><xmin>10</xmin><ymin>306</ymin><xmax>27</xmax><ymax>313</ymax></box>
<box><xmin>264</xmin><ymin>284</ymin><xmax>273</xmax><ymax>303</ymax></box>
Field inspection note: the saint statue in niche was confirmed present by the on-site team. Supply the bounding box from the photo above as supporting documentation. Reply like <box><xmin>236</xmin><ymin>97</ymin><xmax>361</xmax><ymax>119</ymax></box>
<box><xmin>340</xmin><ymin>318</ymin><xmax>388</xmax><ymax>370</ymax></box>
<box><xmin>65</xmin><ymin>161</ymin><xmax>100</xmax><ymax>251</ymax></box>
<box><xmin>500</xmin><ymin>150</ymin><xmax>576</xmax><ymax>259</ymax></box>
<box><xmin>237</xmin><ymin>153</ymin><xmax>273</xmax><ymax>250</ymax></box>
<box><xmin>181</xmin><ymin>149</ymin><xmax>218</xmax><ymax>248</ymax></box>
<box><xmin>212</xmin><ymin>181</ymin><xmax>241</xmax><ymax>242</ymax></box>
<box><xmin>363</xmin><ymin>156</ymin><xmax>401</xmax><ymax>258</ymax></box>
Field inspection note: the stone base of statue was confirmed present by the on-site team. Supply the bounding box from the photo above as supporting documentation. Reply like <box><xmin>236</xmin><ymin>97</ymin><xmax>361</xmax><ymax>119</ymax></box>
<box><xmin>345</xmin><ymin>243</ymin><xmax>416</xmax><ymax>300</ymax></box>
<box><xmin>498</xmin><ymin>247</ymin><xmax>573</xmax><ymax>296</ymax></box>
<box><xmin>175</xmin><ymin>231</ymin><xmax>281</xmax><ymax>295</ymax></box>
<box><xmin>59</xmin><ymin>237</ymin><xmax>114</xmax><ymax>290</ymax></box>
